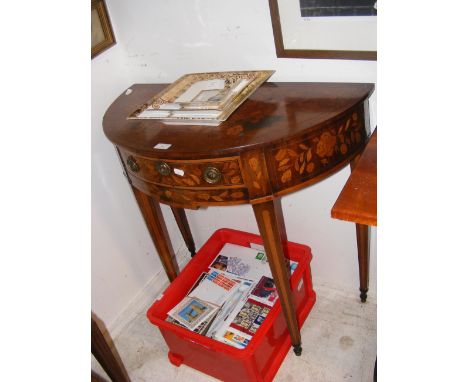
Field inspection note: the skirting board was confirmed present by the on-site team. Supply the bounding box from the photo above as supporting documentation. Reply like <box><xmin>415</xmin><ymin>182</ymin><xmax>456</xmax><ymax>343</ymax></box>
<box><xmin>108</xmin><ymin>244</ymin><xmax>192</xmax><ymax>338</ymax></box>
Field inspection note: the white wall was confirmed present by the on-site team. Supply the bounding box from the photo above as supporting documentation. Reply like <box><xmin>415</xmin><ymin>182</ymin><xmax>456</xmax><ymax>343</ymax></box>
<box><xmin>92</xmin><ymin>0</ymin><xmax>377</xmax><ymax>329</ymax></box>
<box><xmin>91</xmin><ymin>2</ymin><xmax>184</xmax><ymax>330</ymax></box>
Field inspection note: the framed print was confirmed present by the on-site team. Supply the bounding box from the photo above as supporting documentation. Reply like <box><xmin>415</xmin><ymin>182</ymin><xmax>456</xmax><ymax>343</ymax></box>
<box><xmin>91</xmin><ymin>0</ymin><xmax>115</xmax><ymax>58</ymax></box>
<box><xmin>268</xmin><ymin>0</ymin><xmax>377</xmax><ymax>60</ymax></box>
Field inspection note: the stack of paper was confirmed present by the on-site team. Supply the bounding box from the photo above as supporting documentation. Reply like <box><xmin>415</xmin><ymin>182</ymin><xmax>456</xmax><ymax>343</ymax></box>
<box><xmin>208</xmin><ymin>244</ymin><xmax>297</xmax><ymax>349</ymax></box>
<box><xmin>165</xmin><ymin>242</ymin><xmax>298</xmax><ymax>349</ymax></box>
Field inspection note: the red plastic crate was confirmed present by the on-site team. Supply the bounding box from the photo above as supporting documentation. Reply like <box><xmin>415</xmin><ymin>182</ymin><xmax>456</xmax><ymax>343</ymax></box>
<box><xmin>147</xmin><ymin>228</ymin><xmax>316</xmax><ymax>382</ymax></box>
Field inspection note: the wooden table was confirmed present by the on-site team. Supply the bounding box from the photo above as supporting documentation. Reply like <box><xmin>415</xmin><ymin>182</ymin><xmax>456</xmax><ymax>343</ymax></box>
<box><xmin>331</xmin><ymin>128</ymin><xmax>377</xmax><ymax>381</ymax></box>
<box><xmin>331</xmin><ymin>128</ymin><xmax>377</xmax><ymax>301</ymax></box>
<box><xmin>103</xmin><ymin>82</ymin><xmax>375</xmax><ymax>355</ymax></box>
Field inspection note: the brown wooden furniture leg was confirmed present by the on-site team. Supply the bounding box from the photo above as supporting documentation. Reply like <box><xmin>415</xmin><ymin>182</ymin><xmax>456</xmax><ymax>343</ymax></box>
<box><xmin>91</xmin><ymin>316</ymin><xmax>131</xmax><ymax>382</ymax></box>
<box><xmin>374</xmin><ymin>357</ymin><xmax>377</xmax><ymax>382</ymax></box>
<box><xmin>350</xmin><ymin>156</ymin><xmax>371</xmax><ymax>303</ymax></box>
<box><xmin>252</xmin><ymin>199</ymin><xmax>302</xmax><ymax>356</ymax></box>
<box><xmin>92</xmin><ymin>370</ymin><xmax>108</xmax><ymax>382</ymax></box>
<box><xmin>355</xmin><ymin>223</ymin><xmax>370</xmax><ymax>302</ymax></box>
<box><xmin>132</xmin><ymin>186</ymin><xmax>180</xmax><ymax>282</ymax></box>
<box><xmin>171</xmin><ymin>207</ymin><xmax>196</xmax><ymax>257</ymax></box>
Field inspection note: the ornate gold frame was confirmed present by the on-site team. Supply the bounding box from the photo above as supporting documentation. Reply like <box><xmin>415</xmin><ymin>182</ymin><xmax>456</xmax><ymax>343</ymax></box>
<box><xmin>128</xmin><ymin>70</ymin><xmax>275</xmax><ymax>123</ymax></box>
<box><xmin>91</xmin><ymin>0</ymin><xmax>116</xmax><ymax>58</ymax></box>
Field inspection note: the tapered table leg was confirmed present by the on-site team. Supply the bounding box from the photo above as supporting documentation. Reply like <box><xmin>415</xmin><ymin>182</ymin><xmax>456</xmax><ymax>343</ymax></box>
<box><xmin>132</xmin><ymin>187</ymin><xmax>180</xmax><ymax>282</ymax></box>
<box><xmin>91</xmin><ymin>315</ymin><xmax>131</xmax><ymax>382</ymax></box>
<box><xmin>92</xmin><ymin>371</ymin><xmax>108</xmax><ymax>382</ymax></box>
<box><xmin>350</xmin><ymin>156</ymin><xmax>371</xmax><ymax>303</ymax></box>
<box><xmin>356</xmin><ymin>223</ymin><xmax>370</xmax><ymax>302</ymax></box>
<box><xmin>171</xmin><ymin>207</ymin><xmax>196</xmax><ymax>257</ymax></box>
<box><xmin>252</xmin><ymin>199</ymin><xmax>302</xmax><ymax>356</ymax></box>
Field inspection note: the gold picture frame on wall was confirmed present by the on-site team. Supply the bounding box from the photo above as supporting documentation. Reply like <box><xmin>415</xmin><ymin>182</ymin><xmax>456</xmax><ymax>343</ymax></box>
<box><xmin>91</xmin><ymin>0</ymin><xmax>115</xmax><ymax>58</ymax></box>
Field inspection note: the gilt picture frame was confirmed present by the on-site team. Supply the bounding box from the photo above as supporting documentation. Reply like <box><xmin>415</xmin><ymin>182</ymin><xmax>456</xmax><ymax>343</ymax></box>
<box><xmin>91</xmin><ymin>0</ymin><xmax>115</xmax><ymax>58</ymax></box>
<box><xmin>268</xmin><ymin>0</ymin><xmax>377</xmax><ymax>61</ymax></box>
<box><xmin>127</xmin><ymin>70</ymin><xmax>275</xmax><ymax>125</ymax></box>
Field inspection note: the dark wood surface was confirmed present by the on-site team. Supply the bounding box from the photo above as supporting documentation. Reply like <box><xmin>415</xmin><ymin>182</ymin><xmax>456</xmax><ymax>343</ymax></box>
<box><xmin>332</xmin><ymin>129</ymin><xmax>377</xmax><ymax>226</ymax></box>
<box><xmin>103</xmin><ymin>82</ymin><xmax>374</xmax><ymax>352</ymax></box>
<box><xmin>103</xmin><ymin>83</ymin><xmax>374</xmax><ymax>157</ymax></box>
<box><xmin>92</xmin><ymin>371</ymin><xmax>108</xmax><ymax>382</ymax></box>
<box><xmin>131</xmin><ymin>187</ymin><xmax>180</xmax><ymax>281</ymax></box>
<box><xmin>104</xmin><ymin>82</ymin><xmax>374</xmax><ymax>208</ymax></box>
<box><xmin>92</xmin><ymin>315</ymin><xmax>131</xmax><ymax>382</ymax></box>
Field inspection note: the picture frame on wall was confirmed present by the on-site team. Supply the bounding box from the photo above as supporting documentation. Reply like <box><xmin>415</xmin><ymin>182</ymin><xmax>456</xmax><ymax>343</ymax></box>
<box><xmin>91</xmin><ymin>0</ymin><xmax>115</xmax><ymax>58</ymax></box>
<box><xmin>268</xmin><ymin>0</ymin><xmax>377</xmax><ymax>61</ymax></box>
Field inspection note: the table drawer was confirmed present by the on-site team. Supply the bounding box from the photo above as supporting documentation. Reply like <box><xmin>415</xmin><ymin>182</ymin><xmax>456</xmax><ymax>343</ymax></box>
<box><xmin>129</xmin><ymin>174</ymin><xmax>249</xmax><ymax>208</ymax></box>
<box><xmin>120</xmin><ymin>150</ymin><xmax>244</xmax><ymax>188</ymax></box>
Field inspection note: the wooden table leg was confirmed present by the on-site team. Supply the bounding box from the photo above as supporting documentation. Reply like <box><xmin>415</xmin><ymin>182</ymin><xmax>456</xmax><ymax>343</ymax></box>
<box><xmin>356</xmin><ymin>223</ymin><xmax>370</xmax><ymax>302</ymax></box>
<box><xmin>252</xmin><ymin>199</ymin><xmax>302</xmax><ymax>356</ymax></box>
<box><xmin>374</xmin><ymin>357</ymin><xmax>377</xmax><ymax>382</ymax></box>
<box><xmin>91</xmin><ymin>315</ymin><xmax>131</xmax><ymax>382</ymax></box>
<box><xmin>92</xmin><ymin>370</ymin><xmax>108</xmax><ymax>382</ymax></box>
<box><xmin>132</xmin><ymin>186</ymin><xmax>180</xmax><ymax>282</ymax></box>
<box><xmin>350</xmin><ymin>156</ymin><xmax>370</xmax><ymax>303</ymax></box>
<box><xmin>171</xmin><ymin>207</ymin><xmax>196</xmax><ymax>257</ymax></box>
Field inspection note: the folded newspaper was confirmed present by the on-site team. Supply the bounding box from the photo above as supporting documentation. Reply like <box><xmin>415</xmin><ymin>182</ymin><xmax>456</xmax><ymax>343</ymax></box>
<box><xmin>165</xmin><ymin>242</ymin><xmax>298</xmax><ymax>348</ymax></box>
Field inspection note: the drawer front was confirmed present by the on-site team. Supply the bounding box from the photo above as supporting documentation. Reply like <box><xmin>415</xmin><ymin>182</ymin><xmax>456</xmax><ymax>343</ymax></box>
<box><xmin>120</xmin><ymin>150</ymin><xmax>244</xmax><ymax>188</ymax></box>
<box><xmin>129</xmin><ymin>175</ymin><xmax>249</xmax><ymax>208</ymax></box>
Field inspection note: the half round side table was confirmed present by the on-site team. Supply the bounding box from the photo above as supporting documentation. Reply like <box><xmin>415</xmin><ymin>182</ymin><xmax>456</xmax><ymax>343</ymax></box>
<box><xmin>103</xmin><ymin>82</ymin><xmax>375</xmax><ymax>355</ymax></box>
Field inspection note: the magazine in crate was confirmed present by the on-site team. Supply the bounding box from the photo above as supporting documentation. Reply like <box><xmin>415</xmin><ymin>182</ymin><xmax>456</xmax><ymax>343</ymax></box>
<box><xmin>165</xmin><ymin>242</ymin><xmax>297</xmax><ymax>348</ymax></box>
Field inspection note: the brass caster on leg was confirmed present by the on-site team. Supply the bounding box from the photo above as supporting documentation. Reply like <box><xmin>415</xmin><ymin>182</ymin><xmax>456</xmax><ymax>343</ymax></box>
<box><xmin>293</xmin><ymin>345</ymin><xmax>302</xmax><ymax>356</ymax></box>
<box><xmin>360</xmin><ymin>288</ymin><xmax>368</xmax><ymax>303</ymax></box>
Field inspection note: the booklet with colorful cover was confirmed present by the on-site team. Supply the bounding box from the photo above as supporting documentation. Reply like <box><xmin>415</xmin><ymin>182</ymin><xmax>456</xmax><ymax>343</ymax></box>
<box><xmin>166</xmin><ymin>311</ymin><xmax>218</xmax><ymax>336</ymax></box>
<box><xmin>214</xmin><ymin>298</ymin><xmax>272</xmax><ymax>349</ymax></box>
<box><xmin>188</xmin><ymin>269</ymin><xmax>240</xmax><ymax>307</ymax></box>
<box><xmin>249</xmin><ymin>275</ymin><xmax>278</xmax><ymax>307</ymax></box>
<box><xmin>167</xmin><ymin>297</ymin><xmax>219</xmax><ymax>331</ymax></box>
<box><xmin>205</xmin><ymin>277</ymin><xmax>255</xmax><ymax>339</ymax></box>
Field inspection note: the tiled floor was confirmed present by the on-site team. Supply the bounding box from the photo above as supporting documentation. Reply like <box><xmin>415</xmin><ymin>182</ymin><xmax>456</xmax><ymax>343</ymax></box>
<box><xmin>93</xmin><ymin>282</ymin><xmax>376</xmax><ymax>382</ymax></box>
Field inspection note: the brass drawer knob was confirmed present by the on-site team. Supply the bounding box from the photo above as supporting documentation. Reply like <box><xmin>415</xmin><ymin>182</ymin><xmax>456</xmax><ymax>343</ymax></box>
<box><xmin>126</xmin><ymin>156</ymin><xmax>140</xmax><ymax>173</ymax></box>
<box><xmin>203</xmin><ymin>166</ymin><xmax>222</xmax><ymax>184</ymax></box>
<box><xmin>155</xmin><ymin>161</ymin><xmax>171</xmax><ymax>176</ymax></box>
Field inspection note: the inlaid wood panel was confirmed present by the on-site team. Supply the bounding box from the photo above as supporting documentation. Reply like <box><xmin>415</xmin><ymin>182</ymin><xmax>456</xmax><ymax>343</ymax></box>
<box><xmin>239</xmin><ymin>149</ymin><xmax>273</xmax><ymax>202</ymax></box>
<box><xmin>266</xmin><ymin>105</ymin><xmax>367</xmax><ymax>194</ymax></box>
<box><xmin>120</xmin><ymin>150</ymin><xmax>244</xmax><ymax>188</ymax></box>
<box><xmin>129</xmin><ymin>174</ymin><xmax>249</xmax><ymax>208</ymax></box>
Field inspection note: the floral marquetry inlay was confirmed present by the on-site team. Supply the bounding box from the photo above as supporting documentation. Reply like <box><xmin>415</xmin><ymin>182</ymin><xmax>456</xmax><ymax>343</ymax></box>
<box><xmin>316</xmin><ymin>132</ymin><xmax>337</xmax><ymax>158</ymax></box>
<box><xmin>159</xmin><ymin>187</ymin><xmax>247</xmax><ymax>206</ymax></box>
<box><xmin>270</xmin><ymin>111</ymin><xmax>365</xmax><ymax>190</ymax></box>
<box><xmin>121</xmin><ymin>151</ymin><xmax>244</xmax><ymax>188</ymax></box>
<box><xmin>239</xmin><ymin>150</ymin><xmax>272</xmax><ymax>199</ymax></box>
<box><xmin>129</xmin><ymin>173</ymin><xmax>248</xmax><ymax>207</ymax></box>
